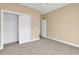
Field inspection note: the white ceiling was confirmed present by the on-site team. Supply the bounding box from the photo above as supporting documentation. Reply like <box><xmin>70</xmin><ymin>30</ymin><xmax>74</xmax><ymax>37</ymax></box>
<box><xmin>19</xmin><ymin>3</ymin><xmax>70</xmax><ymax>15</ymax></box>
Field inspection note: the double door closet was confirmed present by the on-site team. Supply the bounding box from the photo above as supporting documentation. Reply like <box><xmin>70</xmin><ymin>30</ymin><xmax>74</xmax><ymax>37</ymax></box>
<box><xmin>0</xmin><ymin>10</ymin><xmax>31</xmax><ymax>49</ymax></box>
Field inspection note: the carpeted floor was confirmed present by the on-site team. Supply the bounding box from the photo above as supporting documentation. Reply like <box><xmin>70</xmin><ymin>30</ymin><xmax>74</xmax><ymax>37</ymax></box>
<box><xmin>0</xmin><ymin>37</ymin><xmax>79</xmax><ymax>55</ymax></box>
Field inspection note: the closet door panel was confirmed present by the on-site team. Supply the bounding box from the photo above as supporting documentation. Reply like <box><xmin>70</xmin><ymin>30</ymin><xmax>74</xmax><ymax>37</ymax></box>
<box><xmin>3</xmin><ymin>13</ymin><xmax>18</xmax><ymax>44</ymax></box>
<box><xmin>19</xmin><ymin>14</ymin><xmax>31</xmax><ymax>44</ymax></box>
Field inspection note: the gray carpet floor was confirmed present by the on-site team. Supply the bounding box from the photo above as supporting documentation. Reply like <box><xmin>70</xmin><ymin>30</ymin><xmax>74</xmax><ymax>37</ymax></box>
<box><xmin>0</xmin><ymin>37</ymin><xmax>79</xmax><ymax>55</ymax></box>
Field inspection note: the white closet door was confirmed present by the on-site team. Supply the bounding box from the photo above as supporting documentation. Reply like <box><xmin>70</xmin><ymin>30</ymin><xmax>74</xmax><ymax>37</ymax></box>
<box><xmin>19</xmin><ymin>14</ymin><xmax>31</xmax><ymax>44</ymax></box>
<box><xmin>3</xmin><ymin>12</ymin><xmax>18</xmax><ymax>44</ymax></box>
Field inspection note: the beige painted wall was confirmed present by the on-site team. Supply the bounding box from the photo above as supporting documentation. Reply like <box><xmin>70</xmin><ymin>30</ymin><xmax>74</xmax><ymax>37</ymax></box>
<box><xmin>44</xmin><ymin>4</ymin><xmax>79</xmax><ymax>45</ymax></box>
<box><xmin>0</xmin><ymin>3</ymin><xmax>40</xmax><ymax>39</ymax></box>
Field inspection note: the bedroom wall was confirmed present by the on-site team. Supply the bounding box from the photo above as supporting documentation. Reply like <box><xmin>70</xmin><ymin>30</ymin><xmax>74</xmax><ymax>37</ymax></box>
<box><xmin>0</xmin><ymin>3</ymin><xmax>40</xmax><ymax>40</ymax></box>
<box><xmin>44</xmin><ymin>4</ymin><xmax>79</xmax><ymax>45</ymax></box>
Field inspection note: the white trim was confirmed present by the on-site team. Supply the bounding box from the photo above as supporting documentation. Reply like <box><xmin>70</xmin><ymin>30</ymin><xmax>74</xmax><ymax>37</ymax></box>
<box><xmin>1</xmin><ymin>9</ymin><xmax>31</xmax><ymax>16</ymax></box>
<box><xmin>0</xmin><ymin>47</ymin><xmax>3</xmax><ymax>50</ymax></box>
<box><xmin>30</xmin><ymin>38</ymin><xmax>40</xmax><ymax>42</ymax></box>
<box><xmin>18</xmin><ymin>38</ymin><xmax>40</xmax><ymax>45</ymax></box>
<box><xmin>1</xmin><ymin>9</ymin><xmax>21</xmax><ymax>15</ymax></box>
<box><xmin>0</xmin><ymin>38</ymin><xmax>40</xmax><ymax>50</ymax></box>
<box><xmin>45</xmin><ymin>36</ymin><xmax>79</xmax><ymax>48</ymax></box>
<box><xmin>4</xmin><ymin>40</ymin><xmax>18</xmax><ymax>45</ymax></box>
<box><xmin>0</xmin><ymin>10</ymin><xmax>3</xmax><ymax>49</ymax></box>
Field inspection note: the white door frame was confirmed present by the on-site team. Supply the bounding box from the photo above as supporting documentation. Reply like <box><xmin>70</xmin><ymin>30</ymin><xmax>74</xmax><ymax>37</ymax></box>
<box><xmin>0</xmin><ymin>9</ymin><xmax>31</xmax><ymax>49</ymax></box>
<box><xmin>0</xmin><ymin>10</ymin><xmax>4</xmax><ymax>49</ymax></box>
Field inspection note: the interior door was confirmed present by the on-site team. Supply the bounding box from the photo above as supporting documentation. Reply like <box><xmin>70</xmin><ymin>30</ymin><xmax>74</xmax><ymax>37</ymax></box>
<box><xmin>3</xmin><ymin>12</ymin><xmax>18</xmax><ymax>44</ymax></box>
<box><xmin>19</xmin><ymin>14</ymin><xmax>31</xmax><ymax>44</ymax></box>
<box><xmin>40</xmin><ymin>20</ymin><xmax>46</xmax><ymax>37</ymax></box>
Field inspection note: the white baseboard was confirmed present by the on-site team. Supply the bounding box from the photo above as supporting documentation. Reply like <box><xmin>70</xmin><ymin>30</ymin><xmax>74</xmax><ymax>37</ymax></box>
<box><xmin>0</xmin><ymin>47</ymin><xmax>3</xmax><ymax>50</ymax></box>
<box><xmin>30</xmin><ymin>38</ymin><xmax>40</xmax><ymax>42</ymax></box>
<box><xmin>45</xmin><ymin>36</ymin><xmax>79</xmax><ymax>48</ymax></box>
<box><xmin>4</xmin><ymin>40</ymin><xmax>18</xmax><ymax>45</ymax></box>
<box><xmin>0</xmin><ymin>38</ymin><xmax>40</xmax><ymax>50</ymax></box>
<box><xmin>19</xmin><ymin>38</ymin><xmax>40</xmax><ymax>45</ymax></box>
